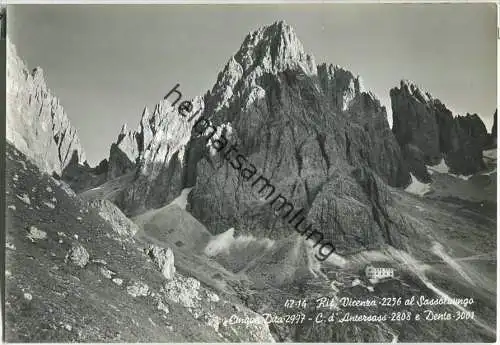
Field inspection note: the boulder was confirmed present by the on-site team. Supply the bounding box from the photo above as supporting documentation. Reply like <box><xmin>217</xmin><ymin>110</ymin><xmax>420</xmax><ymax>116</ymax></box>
<box><xmin>144</xmin><ymin>245</ymin><xmax>175</xmax><ymax>280</ymax></box>
<box><xmin>163</xmin><ymin>275</ymin><xmax>201</xmax><ymax>308</ymax></box>
<box><xmin>65</xmin><ymin>244</ymin><xmax>90</xmax><ymax>268</ymax></box>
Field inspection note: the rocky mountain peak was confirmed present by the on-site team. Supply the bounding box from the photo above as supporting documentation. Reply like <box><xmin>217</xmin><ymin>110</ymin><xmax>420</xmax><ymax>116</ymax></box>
<box><xmin>208</xmin><ymin>21</ymin><xmax>317</xmax><ymax>112</ymax></box>
<box><xmin>397</xmin><ymin>79</ymin><xmax>433</xmax><ymax>104</ymax></box>
<box><xmin>234</xmin><ymin>20</ymin><xmax>316</xmax><ymax>76</ymax></box>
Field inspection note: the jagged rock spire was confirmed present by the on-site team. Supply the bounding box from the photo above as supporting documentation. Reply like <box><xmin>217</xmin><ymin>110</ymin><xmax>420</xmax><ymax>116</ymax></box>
<box><xmin>6</xmin><ymin>39</ymin><xmax>86</xmax><ymax>175</ymax></box>
<box><xmin>317</xmin><ymin>63</ymin><xmax>368</xmax><ymax>112</ymax></box>
<box><xmin>208</xmin><ymin>20</ymin><xmax>317</xmax><ymax>112</ymax></box>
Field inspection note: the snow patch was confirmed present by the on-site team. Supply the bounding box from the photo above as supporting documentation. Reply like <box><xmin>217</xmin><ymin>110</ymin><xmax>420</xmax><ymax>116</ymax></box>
<box><xmin>204</xmin><ymin>227</ymin><xmax>274</xmax><ymax>257</ymax></box>
<box><xmin>404</xmin><ymin>173</ymin><xmax>431</xmax><ymax>196</ymax></box>
<box><xmin>427</xmin><ymin>159</ymin><xmax>449</xmax><ymax>174</ymax></box>
<box><xmin>449</xmin><ymin>173</ymin><xmax>473</xmax><ymax>181</ymax></box>
<box><xmin>428</xmin><ymin>159</ymin><xmax>473</xmax><ymax>180</ymax></box>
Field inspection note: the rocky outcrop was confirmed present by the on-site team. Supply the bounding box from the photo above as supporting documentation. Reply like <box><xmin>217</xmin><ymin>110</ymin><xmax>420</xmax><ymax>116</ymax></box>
<box><xmin>391</xmin><ymin>80</ymin><xmax>442</xmax><ymax>179</ymax></box>
<box><xmin>144</xmin><ymin>245</ymin><xmax>176</xmax><ymax>280</ymax></box>
<box><xmin>107</xmin><ymin>123</ymin><xmax>140</xmax><ymax>179</ymax></box>
<box><xmin>88</xmin><ymin>199</ymin><xmax>139</xmax><ymax>237</ymax></box>
<box><xmin>391</xmin><ymin>80</ymin><xmax>487</xmax><ymax>180</ymax></box>
<box><xmin>7</xmin><ymin>40</ymin><xmax>86</xmax><ymax>175</ymax></box>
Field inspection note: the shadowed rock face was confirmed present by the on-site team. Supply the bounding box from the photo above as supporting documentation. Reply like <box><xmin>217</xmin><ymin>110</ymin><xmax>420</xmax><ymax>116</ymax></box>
<box><xmin>318</xmin><ymin>65</ymin><xmax>410</xmax><ymax>187</ymax></box>
<box><xmin>104</xmin><ymin>98</ymin><xmax>204</xmax><ymax>215</ymax></box>
<box><xmin>60</xmin><ymin>152</ymin><xmax>108</xmax><ymax>193</ymax></box>
<box><xmin>391</xmin><ymin>80</ymin><xmax>489</xmax><ymax>181</ymax></box>
<box><xmin>445</xmin><ymin>113</ymin><xmax>487</xmax><ymax>175</ymax></box>
<box><xmin>391</xmin><ymin>80</ymin><xmax>442</xmax><ymax>177</ymax></box>
<box><xmin>7</xmin><ymin>40</ymin><xmax>86</xmax><ymax>175</ymax></box>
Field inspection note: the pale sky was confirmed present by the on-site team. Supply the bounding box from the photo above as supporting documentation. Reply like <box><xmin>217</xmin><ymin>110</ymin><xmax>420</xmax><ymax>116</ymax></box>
<box><xmin>8</xmin><ymin>4</ymin><xmax>497</xmax><ymax>165</ymax></box>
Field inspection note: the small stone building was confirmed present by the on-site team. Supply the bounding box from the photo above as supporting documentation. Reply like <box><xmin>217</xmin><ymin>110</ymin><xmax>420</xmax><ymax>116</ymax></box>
<box><xmin>365</xmin><ymin>264</ymin><xmax>395</xmax><ymax>280</ymax></box>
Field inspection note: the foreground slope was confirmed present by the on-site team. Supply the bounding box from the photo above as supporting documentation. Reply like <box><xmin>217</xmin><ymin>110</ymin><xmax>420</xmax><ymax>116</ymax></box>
<box><xmin>4</xmin><ymin>142</ymin><xmax>274</xmax><ymax>342</ymax></box>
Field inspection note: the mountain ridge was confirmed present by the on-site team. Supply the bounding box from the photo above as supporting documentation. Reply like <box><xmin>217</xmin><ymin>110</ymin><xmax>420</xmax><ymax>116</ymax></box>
<box><xmin>6</xmin><ymin>39</ymin><xmax>86</xmax><ymax>175</ymax></box>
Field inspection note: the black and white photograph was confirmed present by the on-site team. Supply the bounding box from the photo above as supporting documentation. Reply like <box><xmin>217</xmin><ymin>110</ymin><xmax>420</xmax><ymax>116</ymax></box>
<box><xmin>3</xmin><ymin>3</ymin><xmax>498</xmax><ymax>342</ymax></box>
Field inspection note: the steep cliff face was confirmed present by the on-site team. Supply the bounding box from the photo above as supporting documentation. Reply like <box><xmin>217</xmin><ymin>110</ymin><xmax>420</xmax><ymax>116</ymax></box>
<box><xmin>445</xmin><ymin>113</ymin><xmax>488</xmax><ymax>174</ymax></box>
<box><xmin>391</xmin><ymin>80</ymin><xmax>488</xmax><ymax>181</ymax></box>
<box><xmin>6</xmin><ymin>40</ymin><xmax>86</xmax><ymax>175</ymax></box>
<box><xmin>110</xmin><ymin>98</ymin><xmax>204</xmax><ymax>214</ymax></box>
<box><xmin>317</xmin><ymin>64</ymin><xmax>410</xmax><ymax>187</ymax></box>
